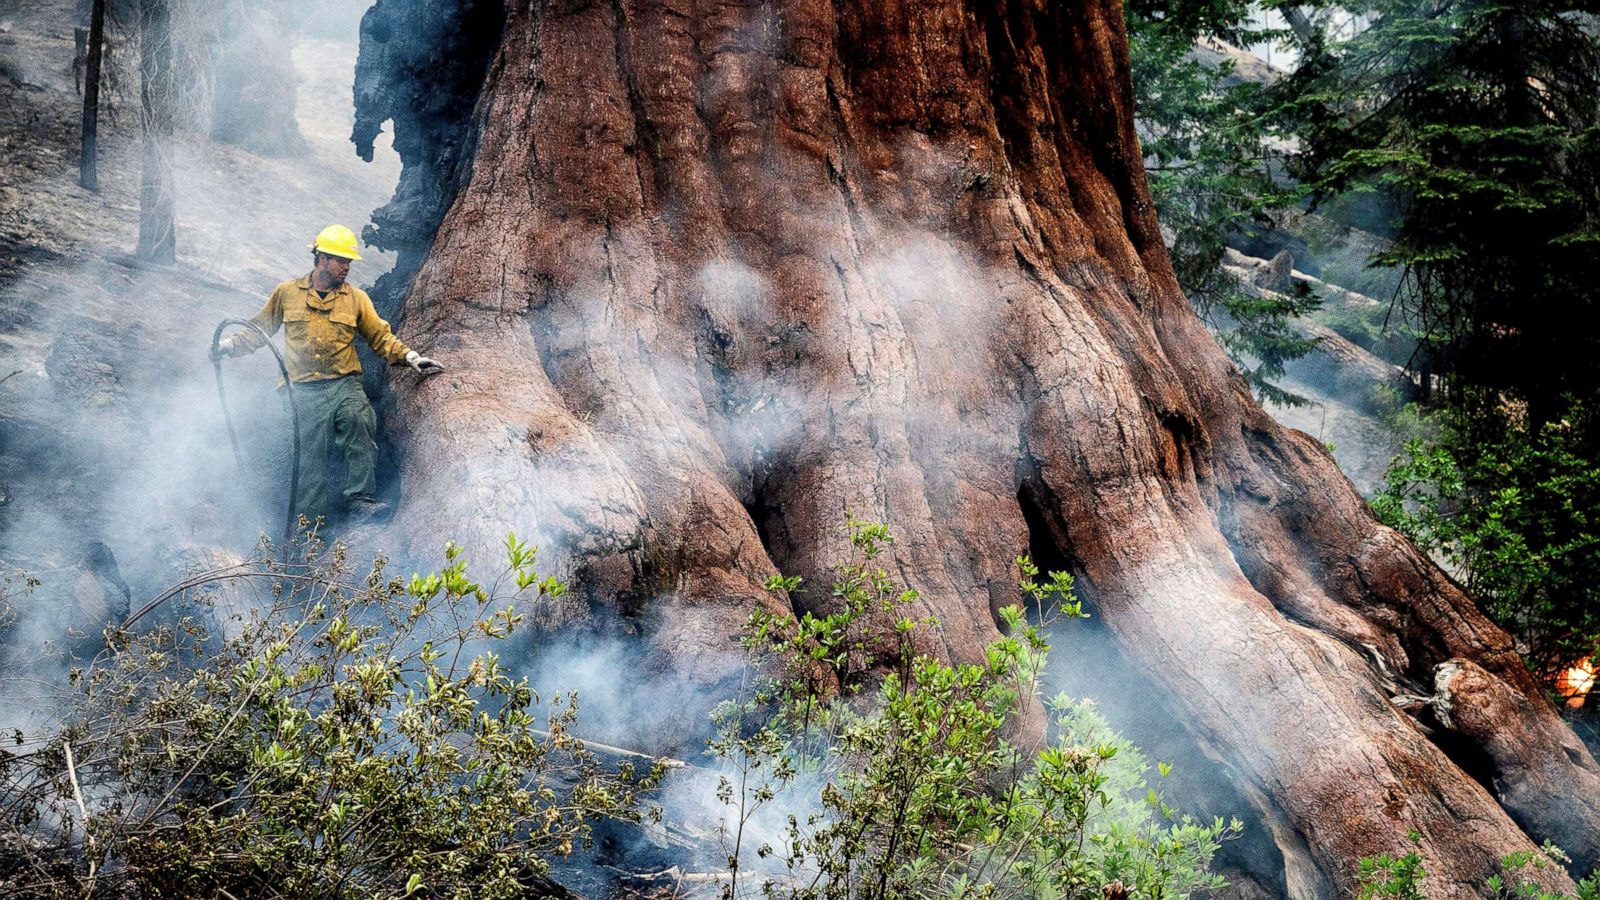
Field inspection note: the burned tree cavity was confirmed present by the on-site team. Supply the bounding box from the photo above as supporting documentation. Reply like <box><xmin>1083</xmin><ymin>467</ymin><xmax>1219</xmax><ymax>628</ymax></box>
<box><xmin>351</xmin><ymin>0</ymin><xmax>505</xmax><ymax>318</ymax></box>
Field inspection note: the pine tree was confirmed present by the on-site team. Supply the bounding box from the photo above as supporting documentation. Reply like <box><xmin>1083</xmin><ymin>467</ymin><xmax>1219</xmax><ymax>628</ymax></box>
<box><xmin>1282</xmin><ymin>0</ymin><xmax>1600</xmax><ymax>427</ymax></box>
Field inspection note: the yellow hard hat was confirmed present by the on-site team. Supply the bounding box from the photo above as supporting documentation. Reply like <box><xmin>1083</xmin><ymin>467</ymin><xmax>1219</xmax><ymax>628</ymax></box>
<box><xmin>311</xmin><ymin>224</ymin><xmax>363</xmax><ymax>261</ymax></box>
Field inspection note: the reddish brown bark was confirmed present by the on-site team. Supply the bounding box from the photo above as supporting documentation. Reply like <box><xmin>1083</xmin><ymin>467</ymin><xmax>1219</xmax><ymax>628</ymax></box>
<box><xmin>363</xmin><ymin>0</ymin><xmax>1600</xmax><ymax>894</ymax></box>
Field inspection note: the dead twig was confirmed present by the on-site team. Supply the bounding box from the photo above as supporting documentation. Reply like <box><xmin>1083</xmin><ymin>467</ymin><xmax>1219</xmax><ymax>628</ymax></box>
<box><xmin>121</xmin><ymin>566</ymin><xmax>323</xmax><ymax>630</ymax></box>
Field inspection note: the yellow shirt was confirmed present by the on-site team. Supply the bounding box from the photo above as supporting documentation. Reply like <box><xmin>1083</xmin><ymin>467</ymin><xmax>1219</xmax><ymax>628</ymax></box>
<box><xmin>240</xmin><ymin>275</ymin><xmax>412</xmax><ymax>383</ymax></box>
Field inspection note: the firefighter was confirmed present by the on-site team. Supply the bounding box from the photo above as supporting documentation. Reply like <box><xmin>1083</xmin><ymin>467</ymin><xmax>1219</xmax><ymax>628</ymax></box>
<box><xmin>212</xmin><ymin>224</ymin><xmax>440</xmax><ymax>523</ymax></box>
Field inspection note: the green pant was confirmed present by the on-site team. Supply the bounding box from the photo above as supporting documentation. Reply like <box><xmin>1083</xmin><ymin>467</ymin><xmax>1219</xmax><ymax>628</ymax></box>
<box><xmin>288</xmin><ymin>375</ymin><xmax>378</xmax><ymax>520</ymax></box>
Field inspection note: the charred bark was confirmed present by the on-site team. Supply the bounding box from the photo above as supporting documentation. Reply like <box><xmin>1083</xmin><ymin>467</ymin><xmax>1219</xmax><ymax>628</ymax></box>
<box><xmin>79</xmin><ymin>0</ymin><xmax>107</xmax><ymax>191</ymax></box>
<box><xmin>352</xmin><ymin>0</ymin><xmax>505</xmax><ymax>317</ymax></box>
<box><xmin>355</xmin><ymin>1</ymin><xmax>1600</xmax><ymax>895</ymax></box>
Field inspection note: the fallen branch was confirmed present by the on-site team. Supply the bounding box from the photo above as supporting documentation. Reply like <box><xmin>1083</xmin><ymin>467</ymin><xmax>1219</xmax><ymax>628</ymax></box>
<box><xmin>622</xmin><ymin>866</ymin><xmax>803</xmax><ymax>886</ymax></box>
<box><xmin>531</xmin><ymin>728</ymin><xmax>692</xmax><ymax>770</ymax></box>
<box><xmin>103</xmin><ymin>253</ymin><xmax>259</xmax><ymax>301</ymax></box>
<box><xmin>63</xmin><ymin>741</ymin><xmax>98</xmax><ymax>896</ymax></box>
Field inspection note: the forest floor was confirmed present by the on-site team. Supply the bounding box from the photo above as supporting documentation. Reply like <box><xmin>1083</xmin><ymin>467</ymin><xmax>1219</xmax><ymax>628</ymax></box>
<box><xmin>0</xmin><ymin>0</ymin><xmax>404</xmax><ymax>754</ymax></box>
<box><xmin>1267</xmin><ymin>372</ymin><xmax>1404</xmax><ymax>494</ymax></box>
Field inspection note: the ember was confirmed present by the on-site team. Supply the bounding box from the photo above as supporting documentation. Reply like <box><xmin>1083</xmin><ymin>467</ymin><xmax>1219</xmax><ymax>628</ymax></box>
<box><xmin>1557</xmin><ymin>657</ymin><xmax>1597</xmax><ymax>709</ymax></box>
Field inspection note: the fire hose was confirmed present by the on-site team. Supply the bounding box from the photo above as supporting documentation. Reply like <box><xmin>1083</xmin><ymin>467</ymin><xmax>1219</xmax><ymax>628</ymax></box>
<box><xmin>124</xmin><ymin>326</ymin><xmax>439</xmax><ymax>630</ymax></box>
<box><xmin>210</xmin><ymin>319</ymin><xmax>301</xmax><ymax>559</ymax></box>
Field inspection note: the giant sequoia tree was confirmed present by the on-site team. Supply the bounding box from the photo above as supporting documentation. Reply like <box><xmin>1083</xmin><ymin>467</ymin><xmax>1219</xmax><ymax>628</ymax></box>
<box><xmin>352</xmin><ymin>1</ymin><xmax>1600</xmax><ymax>895</ymax></box>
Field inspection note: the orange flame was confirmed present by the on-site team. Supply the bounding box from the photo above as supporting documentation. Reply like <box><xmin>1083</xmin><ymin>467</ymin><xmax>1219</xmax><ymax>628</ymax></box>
<box><xmin>1557</xmin><ymin>657</ymin><xmax>1597</xmax><ymax>709</ymax></box>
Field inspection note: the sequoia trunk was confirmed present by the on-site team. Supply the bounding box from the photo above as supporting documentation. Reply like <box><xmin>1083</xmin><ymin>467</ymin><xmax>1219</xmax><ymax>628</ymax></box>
<box><xmin>355</xmin><ymin>0</ymin><xmax>1600</xmax><ymax>895</ymax></box>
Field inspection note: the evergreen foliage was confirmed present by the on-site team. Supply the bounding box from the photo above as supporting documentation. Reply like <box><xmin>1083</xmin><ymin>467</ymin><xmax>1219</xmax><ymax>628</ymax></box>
<box><xmin>1130</xmin><ymin>0</ymin><xmax>1600</xmax><ymax>688</ymax></box>
<box><xmin>1280</xmin><ymin>0</ymin><xmax>1600</xmax><ymax>425</ymax></box>
<box><xmin>1270</xmin><ymin>0</ymin><xmax>1600</xmax><ymax>684</ymax></box>
<box><xmin>1126</xmin><ymin>1</ymin><xmax>1321</xmax><ymax>405</ymax></box>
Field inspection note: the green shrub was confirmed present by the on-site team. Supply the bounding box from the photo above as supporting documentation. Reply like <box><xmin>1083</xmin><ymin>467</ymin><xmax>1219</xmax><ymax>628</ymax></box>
<box><xmin>1356</xmin><ymin>832</ymin><xmax>1428</xmax><ymax>900</ymax></box>
<box><xmin>1372</xmin><ymin>399</ymin><xmax>1600</xmax><ymax>688</ymax></box>
<box><xmin>709</xmin><ymin>518</ymin><xmax>1236</xmax><ymax>900</ymax></box>
<box><xmin>0</xmin><ymin>534</ymin><xmax>658</xmax><ymax>898</ymax></box>
<box><xmin>1355</xmin><ymin>837</ymin><xmax>1599</xmax><ymax>899</ymax></box>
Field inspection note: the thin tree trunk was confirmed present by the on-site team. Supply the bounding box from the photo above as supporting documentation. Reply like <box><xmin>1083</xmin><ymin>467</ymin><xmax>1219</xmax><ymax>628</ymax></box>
<box><xmin>1282</xmin><ymin>6</ymin><xmax>1318</xmax><ymax>44</ymax></box>
<box><xmin>79</xmin><ymin>0</ymin><xmax>107</xmax><ymax>192</ymax></box>
<box><xmin>136</xmin><ymin>0</ymin><xmax>175</xmax><ymax>264</ymax></box>
<box><xmin>357</xmin><ymin>1</ymin><xmax>1600</xmax><ymax>895</ymax></box>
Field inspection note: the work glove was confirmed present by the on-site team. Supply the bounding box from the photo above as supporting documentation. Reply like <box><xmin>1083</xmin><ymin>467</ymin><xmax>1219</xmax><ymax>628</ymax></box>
<box><xmin>210</xmin><ymin>335</ymin><xmax>248</xmax><ymax>361</ymax></box>
<box><xmin>405</xmin><ymin>350</ymin><xmax>443</xmax><ymax>375</ymax></box>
